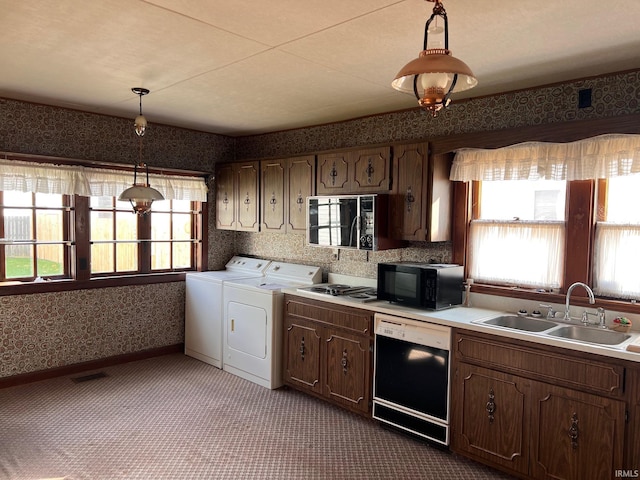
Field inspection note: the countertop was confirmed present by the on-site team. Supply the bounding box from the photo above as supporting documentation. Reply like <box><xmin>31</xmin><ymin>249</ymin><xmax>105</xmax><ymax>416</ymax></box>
<box><xmin>283</xmin><ymin>288</ymin><xmax>640</xmax><ymax>364</ymax></box>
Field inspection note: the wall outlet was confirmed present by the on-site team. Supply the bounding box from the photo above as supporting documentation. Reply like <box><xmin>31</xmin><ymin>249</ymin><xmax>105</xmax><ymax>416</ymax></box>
<box><xmin>331</xmin><ymin>249</ymin><xmax>339</xmax><ymax>261</ymax></box>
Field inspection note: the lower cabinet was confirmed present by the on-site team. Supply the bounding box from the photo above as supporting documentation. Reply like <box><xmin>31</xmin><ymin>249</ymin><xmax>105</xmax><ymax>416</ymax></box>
<box><xmin>283</xmin><ymin>294</ymin><xmax>373</xmax><ymax>416</ymax></box>
<box><xmin>452</xmin><ymin>330</ymin><xmax>628</xmax><ymax>480</ymax></box>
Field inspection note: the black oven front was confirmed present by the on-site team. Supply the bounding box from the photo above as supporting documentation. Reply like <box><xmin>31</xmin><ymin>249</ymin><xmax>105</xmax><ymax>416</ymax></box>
<box><xmin>372</xmin><ymin>313</ymin><xmax>451</xmax><ymax>446</ymax></box>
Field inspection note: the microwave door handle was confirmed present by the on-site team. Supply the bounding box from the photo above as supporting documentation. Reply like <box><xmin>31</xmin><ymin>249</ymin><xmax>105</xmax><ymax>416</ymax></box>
<box><xmin>349</xmin><ymin>215</ymin><xmax>360</xmax><ymax>248</ymax></box>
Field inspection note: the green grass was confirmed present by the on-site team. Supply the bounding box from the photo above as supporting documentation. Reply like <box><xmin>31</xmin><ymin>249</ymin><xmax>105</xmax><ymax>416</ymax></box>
<box><xmin>6</xmin><ymin>257</ymin><xmax>63</xmax><ymax>278</ymax></box>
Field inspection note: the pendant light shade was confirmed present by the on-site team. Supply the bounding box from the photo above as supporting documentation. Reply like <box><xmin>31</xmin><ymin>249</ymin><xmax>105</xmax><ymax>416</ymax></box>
<box><xmin>118</xmin><ymin>162</ymin><xmax>165</xmax><ymax>215</ymax></box>
<box><xmin>392</xmin><ymin>0</ymin><xmax>477</xmax><ymax>116</ymax></box>
<box><xmin>118</xmin><ymin>87</ymin><xmax>164</xmax><ymax>215</ymax></box>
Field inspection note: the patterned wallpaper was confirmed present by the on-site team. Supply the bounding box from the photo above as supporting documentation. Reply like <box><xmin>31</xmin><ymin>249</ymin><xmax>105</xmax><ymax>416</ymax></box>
<box><xmin>236</xmin><ymin>70</ymin><xmax>640</xmax><ymax>159</ymax></box>
<box><xmin>0</xmin><ymin>283</ymin><xmax>184</xmax><ymax>378</ymax></box>
<box><xmin>0</xmin><ymin>97</ymin><xmax>234</xmax><ymax>172</ymax></box>
<box><xmin>2</xmin><ymin>69</ymin><xmax>640</xmax><ymax>379</ymax></box>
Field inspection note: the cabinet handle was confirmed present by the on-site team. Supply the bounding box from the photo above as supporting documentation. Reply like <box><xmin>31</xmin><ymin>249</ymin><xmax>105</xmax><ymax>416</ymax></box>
<box><xmin>330</xmin><ymin>161</ymin><xmax>338</xmax><ymax>186</ymax></box>
<box><xmin>222</xmin><ymin>193</ymin><xmax>229</xmax><ymax>208</ymax></box>
<box><xmin>406</xmin><ymin>187</ymin><xmax>415</xmax><ymax>213</ymax></box>
<box><xmin>366</xmin><ymin>159</ymin><xmax>374</xmax><ymax>184</ymax></box>
<box><xmin>341</xmin><ymin>349</ymin><xmax>349</xmax><ymax>374</ymax></box>
<box><xmin>270</xmin><ymin>192</ymin><xmax>277</xmax><ymax>211</ymax></box>
<box><xmin>296</xmin><ymin>192</ymin><xmax>304</xmax><ymax>212</ymax></box>
<box><xmin>486</xmin><ymin>388</ymin><xmax>496</xmax><ymax>423</ymax></box>
<box><xmin>568</xmin><ymin>412</ymin><xmax>579</xmax><ymax>449</ymax></box>
<box><xmin>299</xmin><ymin>337</ymin><xmax>305</xmax><ymax>360</ymax></box>
<box><xmin>244</xmin><ymin>193</ymin><xmax>251</xmax><ymax>207</ymax></box>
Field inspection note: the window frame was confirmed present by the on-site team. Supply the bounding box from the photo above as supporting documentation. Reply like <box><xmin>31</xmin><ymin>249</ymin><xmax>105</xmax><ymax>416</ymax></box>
<box><xmin>443</xmin><ymin>112</ymin><xmax>640</xmax><ymax>315</ymax></box>
<box><xmin>0</xmin><ymin>191</ymin><xmax>73</xmax><ymax>281</ymax></box>
<box><xmin>0</xmin><ymin>156</ymin><xmax>208</xmax><ymax>296</ymax></box>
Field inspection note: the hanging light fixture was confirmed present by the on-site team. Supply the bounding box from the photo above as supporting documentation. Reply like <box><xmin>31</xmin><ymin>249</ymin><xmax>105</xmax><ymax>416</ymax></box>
<box><xmin>118</xmin><ymin>87</ymin><xmax>164</xmax><ymax>215</ymax></box>
<box><xmin>392</xmin><ymin>0</ymin><xmax>477</xmax><ymax>117</ymax></box>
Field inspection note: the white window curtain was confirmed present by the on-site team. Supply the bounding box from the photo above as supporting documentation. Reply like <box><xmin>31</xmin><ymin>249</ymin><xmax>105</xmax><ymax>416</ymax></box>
<box><xmin>469</xmin><ymin>220</ymin><xmax>565</xmax><ymax>289</ymax></box>
<box><xmin>593</xmin><ymin>223</ymin><xmax>640</xmax><ymax>299</ymax></box>
<box><xmin>450</xmin><ymin>134</ymin><xmax>640</xmax><ymax>182</ymax></box>
<box><xmin>0</xmin><ymin>159</ymin><xmax>208</xmax><ymax>201</ymax></box>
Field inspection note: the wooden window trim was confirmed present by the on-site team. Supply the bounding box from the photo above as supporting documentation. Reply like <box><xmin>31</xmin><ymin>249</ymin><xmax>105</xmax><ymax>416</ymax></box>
<box><xmin>448</xmin><ymin>112</ymin><xmax>640</xmax><ymax>314</ymax></box>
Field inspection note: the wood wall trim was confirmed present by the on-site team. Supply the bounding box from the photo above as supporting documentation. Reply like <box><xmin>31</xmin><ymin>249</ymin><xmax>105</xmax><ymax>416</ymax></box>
<box><xmin>0</xmin><ymin>344</ymin><xmax>184</xmax><ymax>389</ymax></box>
<box><xmin>430</xmin><ymin>113</ymin><xmax>640</xmax><ymax>155</ymax></box>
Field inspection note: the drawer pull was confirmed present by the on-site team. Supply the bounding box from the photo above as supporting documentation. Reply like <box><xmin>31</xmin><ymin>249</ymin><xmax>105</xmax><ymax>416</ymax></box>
<box><xmin>341</xmin><ymin>349</ymin><xmax>349</xmax><ymax>374</ymax></box>
<box><xmin>299</xmin><ymin>337</ymin><xmax>305</xmax><ymax>360</ymax></box>
<box><xmin>568</xmin><ymin>412</ymin><xmax>579</xmax><ymax>449</ymax></box>
<box><xmin>406</xmin><ymin>187</ymin><xmax>415</xmax><ymax>213</ymax></box>
<box><xmin>486</xmin><ymin>388</ymin><xmax>496</xmax><ymax>423</ymax></box>
<box><xmin>366</xmin><ymin>159</ymin><xmax>374</xmax><ymax>183</ymax></box>
<box><xmin>329</xmin><ymin>162</ymin><xmax>338</xmax><ymax>185</ymax></box>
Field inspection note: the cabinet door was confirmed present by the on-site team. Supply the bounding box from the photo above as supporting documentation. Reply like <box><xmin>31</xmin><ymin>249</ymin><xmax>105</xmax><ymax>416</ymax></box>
<box><xmin>452</xmin><ymin>363</ymin><xmax>530</xmax><ymax>476</ymax></box>
<box><xmin>392</xmin><ymin>143</ymin><xmax>428</xmax><ymax>240</ymax></box>
<box><xmin>351</xmin><ymin>147</ymin><xmax>391</xmax><ymax>193</ymax></box>
<box><xmin>261</xmin><ymin>159</ymin><xmax>286</xmax><ymax>233</ymax></box>
<box><xmin>325</xmin><ymin>329</ymin><xmax>371</xmax><ymax>414</ymax></box>
<box><xmin>236</xmin><ymin>161</ymin><xmax>259</xmax><ymax>232</ymax></box>
<box><xmin>317</xmin><ymin>152</ymin><xmax>349</xmax><ymax>194</ymax></box>
<box><xmin>287</xmin><ymin>155</ymin><xmax>315</xmax><ymax>232</ymax></box>
<box><xmin>530</xmin><ymin>382</ymin><xmax>626</xmax><ymax>480</ymax></box>
<box><xmin>283</xmin><ymin>316</ymin><xmax>322</xmax><ymax>396</ymax></box>
<box><xmin>215</xmin><ymin>163</ymin><xmax>236</xmax><ymax>230</ymax></box>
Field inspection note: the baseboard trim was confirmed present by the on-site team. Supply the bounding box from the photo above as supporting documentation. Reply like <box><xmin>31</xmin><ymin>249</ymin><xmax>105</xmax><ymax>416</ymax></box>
<box><xmin>0</xmin><ymin>343</ymin><xmax>184</xmax><ymax>389</ymax></box>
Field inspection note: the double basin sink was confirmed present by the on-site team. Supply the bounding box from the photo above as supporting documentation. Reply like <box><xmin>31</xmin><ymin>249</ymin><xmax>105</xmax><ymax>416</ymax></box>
<box><xmin>478</xmin><ymin>315</ymin><xmax>632</xmax><ymax>347</ymax></box>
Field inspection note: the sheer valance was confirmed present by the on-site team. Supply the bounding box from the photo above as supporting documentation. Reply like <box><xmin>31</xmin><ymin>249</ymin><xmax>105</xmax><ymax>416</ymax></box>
<box><xmin>0</xmin><ymin>159</ymin><xmax>208</xmax><ymax>201</ymax></box>
<box><xmin>450</xmin><ymin>134</ymin><xmax>640</xmax><ymax>182</ymax></box>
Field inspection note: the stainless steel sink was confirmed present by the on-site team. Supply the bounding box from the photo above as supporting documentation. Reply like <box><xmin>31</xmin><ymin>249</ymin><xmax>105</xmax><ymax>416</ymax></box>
<box><xmin>482</xmin><ymin>315</ymin><xmax>558</xmax><ymax>332</ymax></box>
<box><xmin>546</xmin><ymin>325</ymin><xmax>631</xmax><ymax>346</ymax></box>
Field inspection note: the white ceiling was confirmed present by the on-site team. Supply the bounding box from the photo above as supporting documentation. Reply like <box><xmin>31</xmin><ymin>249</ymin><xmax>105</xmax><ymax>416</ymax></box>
<box><xmin>1</xmin><ymin>0</ymin><xmax>640</xmax><ymax>136</ymax></box>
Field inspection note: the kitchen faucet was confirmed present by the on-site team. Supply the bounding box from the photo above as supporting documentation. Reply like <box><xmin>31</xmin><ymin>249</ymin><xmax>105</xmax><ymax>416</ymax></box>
<box><xmin>564</xmin><ymin>282</ymin><xmax>595</xmax><ymax>321</ymax></box>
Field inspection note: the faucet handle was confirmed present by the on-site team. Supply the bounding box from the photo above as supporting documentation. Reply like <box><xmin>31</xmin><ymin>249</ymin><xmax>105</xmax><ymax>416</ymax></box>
<box><xmin>597</xmin><ymin>307</ymin><xmax>606</xmax><ymax>329</ymax></box>
<box><xmin>539</xmin><ymin>303</ymin><xmax>557</xmax><ymax>320</ymax></box>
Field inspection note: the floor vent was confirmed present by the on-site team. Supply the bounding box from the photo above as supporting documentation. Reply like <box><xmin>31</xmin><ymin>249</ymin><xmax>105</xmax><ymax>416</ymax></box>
<box><xmin>71</xmin><ymin>372</ymin><xmax>109</xmax><ymax>383</ymax></box>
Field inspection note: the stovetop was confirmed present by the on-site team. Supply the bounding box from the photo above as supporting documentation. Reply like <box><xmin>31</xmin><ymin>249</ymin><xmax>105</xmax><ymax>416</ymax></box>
<box><xmin>297</xmin><ymin>283</ymin><xmax>379</xmax><ymax>303</ymax></box>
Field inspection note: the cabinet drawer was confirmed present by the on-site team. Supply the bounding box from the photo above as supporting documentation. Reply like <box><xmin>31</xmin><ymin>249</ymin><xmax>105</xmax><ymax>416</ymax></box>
<box><xmin>285</xmin><ymin>296</ymin><xmax>372</xmax><ymax>335</ymax></box>
<box><xmin>454</xmin><ymin>331</ymin><xmax>624</xmax><ymax>397</ymax></box>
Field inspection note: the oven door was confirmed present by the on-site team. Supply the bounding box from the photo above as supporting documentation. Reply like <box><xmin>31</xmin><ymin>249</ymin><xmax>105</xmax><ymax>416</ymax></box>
<box><xmin>373</xmin><ymin>314</ymin><xmax>451</xmax><ymax>445</ymax></box>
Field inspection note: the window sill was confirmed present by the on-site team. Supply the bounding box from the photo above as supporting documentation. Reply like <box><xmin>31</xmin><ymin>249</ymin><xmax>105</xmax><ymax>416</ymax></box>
<box><xmin>0</xmin><ymin>272</ymin><xmax>187</xmax><ymax>296</ymax></box>
<box><xmin>473</xmin><ymin>283</ymin><xmax>640</xmax><ymax>316</ymax></box>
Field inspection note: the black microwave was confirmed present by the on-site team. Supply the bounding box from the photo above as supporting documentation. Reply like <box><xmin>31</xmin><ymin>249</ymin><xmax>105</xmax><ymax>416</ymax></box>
<box><xmin>377</xmin><ymin>262</ymin><xmax>463</xmax><ymax>310</ymax></box>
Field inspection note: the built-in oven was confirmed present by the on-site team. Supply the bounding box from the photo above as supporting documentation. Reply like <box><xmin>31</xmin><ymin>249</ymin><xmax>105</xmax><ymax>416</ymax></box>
<box><xmin>372</xmin><ymin>313</ymin><xmax>451</xmax><ymax>446</ymax></box>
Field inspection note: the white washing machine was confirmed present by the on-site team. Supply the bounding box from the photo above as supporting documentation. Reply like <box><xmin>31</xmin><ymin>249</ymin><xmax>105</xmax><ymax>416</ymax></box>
<box><xmin>184</xmin><ymin>256</ymin><xmax>270</xmax><ymax>368</ymax></box>
<box><xmin>222</xmin><ymin>262</ymin><xmax>322</xmax><ymax>389</ymax></box>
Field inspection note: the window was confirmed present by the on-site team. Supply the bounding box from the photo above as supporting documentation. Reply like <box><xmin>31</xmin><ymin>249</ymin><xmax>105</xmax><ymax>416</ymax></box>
<box><xmin>0</xmin><ymin>157</ymin><xmax>208</xmax><ymax>288</ymax></box>
<box><xmin>452</xmin><ymin>133</ymin><xmax>640</xmax><ymax>304</ymax></box>
<box><xmin>593</xmin><ymin>175</ymin><xmax>640</xmax><ymax>299</ymax></box>
<box><xmin>90</xmin><ymin>197</ymin><xmax>139</xmax><ymax>274</ymax></box>
<box><xmin>469</xmin><ymin>180</ymin><xmax>566</xmax><ymax>289</ymax></box>
<box><xmin>150</xmin><ymin>200</ymin><xmax>197</xmax><ymax>271</ymax></box>
<box><xmin>1</xmin><ymin>191</ymin><xmax>71</xmax><ymax>281</ymax></box>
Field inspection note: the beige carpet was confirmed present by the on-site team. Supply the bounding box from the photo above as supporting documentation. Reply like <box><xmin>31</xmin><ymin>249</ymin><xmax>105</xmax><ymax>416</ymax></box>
<box><xmin>0</xmin><ymin>354</ymin><xmax>514</xmax><ymax>480</ymax></box>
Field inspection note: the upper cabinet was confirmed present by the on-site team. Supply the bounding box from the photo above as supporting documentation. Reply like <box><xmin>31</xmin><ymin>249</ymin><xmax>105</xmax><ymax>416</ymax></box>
<box><xmin>215</xmin><ymin>161</ymin><xmax>260</xmax><ymax>232</ymax></box>
<box><xmin>261</xmin><ymin>155</ymin><xmax>315</xmax><ymax>233</ymax></box>
<box><xmin>317</xmin><ymin>147</ymin><xmax>391</xmax><ymax>194</ymax></box>
<box><xmin>391</xmin><ymin>143</ymin><xmax>453</xmax><ymax>242</ymax></box>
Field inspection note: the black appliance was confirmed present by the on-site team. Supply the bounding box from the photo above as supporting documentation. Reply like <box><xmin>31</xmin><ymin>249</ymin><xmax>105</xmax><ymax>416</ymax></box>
<box><xmin>377</xmin><ymin>262</ymin><xmax>463</xmax><ymax>309</ymax></box>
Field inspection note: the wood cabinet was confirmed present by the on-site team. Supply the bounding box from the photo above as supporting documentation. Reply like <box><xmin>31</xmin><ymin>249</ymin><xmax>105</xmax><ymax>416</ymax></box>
<box><xmin>261</xmin><ymin>155</ymin><xmax>315</xmax><ymax>233</ymax></box>
<box><xmin>456</xmin><ymin>362</ymin><xmax>531</xmax><ymax>475</ymax></box>
<box><xmin>391</xmin><ymin>142</ymin><xmax>452</xmax><ymax>241</ymax></box>
<box><xmin>215</xmin><ymin>161</ymin><xmax>259</xmax><ymax>231</ymax></box>
<box><xmin>283</xmin><ymin>294</ymin><xmax>373</xmax><ymax>416</ymax></box>
<box><xmin>452</xmin><ymin>330</ymin><xmax>628</xmax><ymax>480</ymax></box>
<box><xmin>316</xmin><ymin>146</ymin><xmax>391</xmax><ymax>194</ymax></box>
